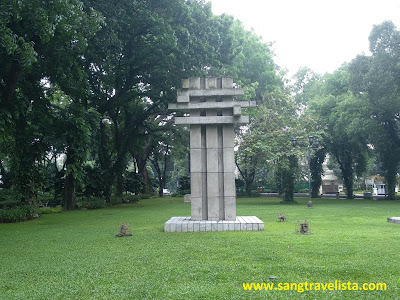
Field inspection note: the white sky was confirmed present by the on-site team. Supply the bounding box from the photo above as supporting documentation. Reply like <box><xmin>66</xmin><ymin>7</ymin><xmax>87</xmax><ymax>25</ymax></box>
<box><xmin>208</xmin><ymin>0</ymin><xmax>400</xmax><ymax>76</ymax></box>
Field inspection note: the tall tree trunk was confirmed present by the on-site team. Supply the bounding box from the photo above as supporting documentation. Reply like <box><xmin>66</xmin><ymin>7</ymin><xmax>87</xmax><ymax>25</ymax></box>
<box><xmin>310</xmin><ymin>148</ymin><xmax>326</xmax><ymax>198</ymax></box>
<box><xmin>63</xmin><ymin>150</ymin><xmax>77</xmax><ymax>210</ymax></box>
<box><xmin>54</xmin><ymin>157</ymin><xmax>64</xmax><ymax>202</ymax></box>
<box><xmin>236</xmin><ymin>161</ymin><xmax>256</xmax><ymax>197</ymax></box>
<box><xmin>332</xmin><ymin>146</ymin><xmax>354</xmax><ymax>199</ymax></box>
<box><xmin>141</xmin><ymin>168</ymin><xmax>151</xmax><ymax>194</ymax></box>
<box><xmin>384</xmin><ymin>160</ymin><xmax>398</xmax><ymax>200</ymax></box>
<box><xmin>342</xmin><ymin>172</ymin><xmax>354</xmax><ymax>199</ymax></box>
<box><xmin>63</xmin><ymin>172</ymin><xmax>75</xmax><ymax>210</ymax></box>
<box><xmin>116</xmin><ymin>172</ymin><xmax>124</xmax><ymax>197</ymax></box>
<box><xmin>281</xmin><ymin>155</ymin><xmax>297</xmax><ymax>203</ymax></box>
<box><xmin>1</xmin><ymin>60</ymin><xmax>19</xmax><ymax>110</ymax></box>
<box><xmin>156</xmin><ymin>169</ymin><xmax>163</xmax><ymax>197</ymax></box>
<box><xmin>114</xmin><ymin>156</ymin><xmax>124</xmax><ymax>197</ymax></box>
<box><xmin>132</xmin><ymin>144</ymin><xmax>153</xmax><ymax>194</ymax></box>
<box><xmin>245</xmin><ymin>180</ymin><xmax>252</xmax><ymax>196</ymax></box>
<box><xmin>14</xmin><ymin>115</ymin><xmax>38</xmax><ymax>206</ymax></box>
<box><xmin>150</xmin><ymin>154</ymin><xmax>164</xmax><ymax>198</ymax></box>
<box><xmin>380</xmin><ymin>138</ymin><xmax>399</xmax><ymax>200</ymax></box>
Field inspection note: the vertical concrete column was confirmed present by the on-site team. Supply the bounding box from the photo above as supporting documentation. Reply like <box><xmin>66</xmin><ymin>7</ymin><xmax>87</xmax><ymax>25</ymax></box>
<box><xmin>190</xmin><ymin>123</ymin><xmax>204</xmax><ymax>221</ymax></box>
<box><xmin>222</xmin><ymin>77</ymin><xmax>233</xmax><ymax>89</ymax></box>
<box><xmin>206</xmin><ymin>106</ymin><xmax>220</xmax><ymax>220</ymax></box>
<box><xmin>189</xmin><ymin>77</ymin><xmax>201</xmax><ymax>89</ymax></box>
<box><xmin>206</xmin><ymin>77</ymin><xmax>217</xmax><ymax>89</ymax></box>
<box><xmin>190</xmin><ymin>98</ymin><xmax>207</xmax><ymax>220</ymax></box>
<box><xmin>223</xmin><ymin>124</ymin><xmax>236</xmax><ymax>220</ymax></box>
<box><xmin>217</xmin><ymin>125</ymin><xmax>225</xmax><ymax>220</ymax></box>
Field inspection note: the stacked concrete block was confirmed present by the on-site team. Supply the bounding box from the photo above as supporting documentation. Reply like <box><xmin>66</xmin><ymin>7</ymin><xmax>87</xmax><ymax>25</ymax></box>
<box><xmin>165</xmin><ymin>77</ymin><xmax>263</xmax><ymax>232</ymax></box>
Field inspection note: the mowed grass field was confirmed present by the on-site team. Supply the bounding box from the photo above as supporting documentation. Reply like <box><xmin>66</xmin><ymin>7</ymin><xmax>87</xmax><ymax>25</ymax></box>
<box><xmin>1</xmin><ymin>197</ymin><xmax>399</xmax><ymax>299</ymax></box>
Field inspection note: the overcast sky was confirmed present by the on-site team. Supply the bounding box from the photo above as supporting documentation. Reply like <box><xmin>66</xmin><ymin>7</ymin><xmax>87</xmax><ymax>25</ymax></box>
<box><xmin>208</xmin><ymin>0</ymin><xmax>400</xmax><ymax>76</ymax></box>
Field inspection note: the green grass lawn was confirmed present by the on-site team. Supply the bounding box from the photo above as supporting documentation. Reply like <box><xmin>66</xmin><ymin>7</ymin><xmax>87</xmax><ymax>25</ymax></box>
<box><xmin>1</xmin><ymin>197</ymin><xmax>399</xmax><ymax>299</ymax></box>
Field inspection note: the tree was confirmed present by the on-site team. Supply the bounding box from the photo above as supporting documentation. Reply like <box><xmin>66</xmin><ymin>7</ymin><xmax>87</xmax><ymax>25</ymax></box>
<box><xmin>310</xmin><ymin>147</ymin><xmax>326</xmax><ymax>198</ymax></box>
<box><xmin>309</xmin><ymin>68</ymin><xmax>370</xmax><ymax>199</ymax></box>
<box><xmin>291</xmin><ymin>67</ymin><xmax>322</xmax><ymax>106</ymax></box>
<box><xmin>221</xmin><ymin>22</ymin><xmax>285</xmax><ymax>196</ymax></box>
<box><xmin>80</xmin><ymin>0</ymin><xmax>237</xmax><ymax>200</ymax></box>
<box><xmin>149</xmin><ymin>141</ymin><xmax>171</xmax><ymax>198</ymax></box>
<box><xmin>348</xmin><ymin>21</ymin><xmax>400</xmax><ymax>199</ymax></box>
<box><xmin>236</xmin><ymin>89</ymin><xmax>305</xmax><ymax>201</ymax></box>
<box><xmin>0</xmin><ymin>0</ymin><xmax>102</xmax><ymax>206</ymax></box>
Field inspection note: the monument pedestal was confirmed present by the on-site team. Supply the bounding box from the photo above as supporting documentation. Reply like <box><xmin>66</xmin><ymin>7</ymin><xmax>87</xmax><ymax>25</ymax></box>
<box><xmin>164</xmin><ymin>216</ymin><xmax>264</xmax><ymax>232</ymax></box>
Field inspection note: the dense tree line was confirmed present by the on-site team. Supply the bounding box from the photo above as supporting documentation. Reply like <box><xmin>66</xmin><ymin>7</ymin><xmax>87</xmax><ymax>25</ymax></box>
<box><xmin>0</xmin><ymin>0</ymin><xmax>284</xmax><ymax>209</ymax></box>
<box><xmin>1</xmin><ymin>0</ymin><xmax>398</xmax><ymax>214</ymax></box>
<box><xmin>233</xmin><ymin>21</ymin><xmax>400</xmax><ymax>201</ymax></box>
<box><xmin>301</xmin><ymin>21</ymin><xmax>400</xmax><ymax>200</ymax></box>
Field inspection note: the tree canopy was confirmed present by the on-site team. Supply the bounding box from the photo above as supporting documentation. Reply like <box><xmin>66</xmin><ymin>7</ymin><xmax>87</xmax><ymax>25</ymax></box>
<box><xmin>1</xmin><ymin>0</ymin><xmax>399</xmax><ymax>212</ymax></box>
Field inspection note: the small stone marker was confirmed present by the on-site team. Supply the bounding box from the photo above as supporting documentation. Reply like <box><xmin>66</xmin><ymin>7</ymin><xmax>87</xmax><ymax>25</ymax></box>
<box><xmin>387</xmin><ymin>217</ymin><xmax>400</xmax><ymax>224</ymax></box>
<box><xmin>269</xmin><ymin>276</ymin><xmax>278</xmax><ymax>280</ymax></box>
<box><xmin>116</xmin><ymin>223</ymin><xmax>132</xmax><ymax>237</ymax></box>
<box><xmin>164</xmin><ymin>77</ymin><xmax>264</xmax><ymax>232</ymax></box>
<box><xmin>278</xmin><ymin>212</ymin><xmax>287</xmax><ymax>222</ymax></box>
<box><xmin>184</xmin><ymin>194</ymin><xmax>191</xmax><ymax>203</ymax></box>
<box><xmin>296</xmin><ymin>220</ymin><xmax>311</xmax><ymax>234</ymax></box>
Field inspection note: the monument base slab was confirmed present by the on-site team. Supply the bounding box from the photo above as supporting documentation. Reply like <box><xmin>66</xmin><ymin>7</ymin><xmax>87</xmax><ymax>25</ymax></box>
<box><xmin>164</xmin><ymin>216</ymin><xmax>264</xmax><ymax>232</ymax></box>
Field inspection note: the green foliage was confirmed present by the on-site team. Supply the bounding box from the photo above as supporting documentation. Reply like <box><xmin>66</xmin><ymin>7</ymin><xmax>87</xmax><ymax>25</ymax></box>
<box><xmin>177</xmin><ymin>175</ymin><xmax>190</xmax><ymax>195</ymax></box>
<box><xmin>108</xmin><ymin>196</ymin><xmax>122</xmax><ymax>205</ymax></box>
<box><xmin>39</xmin><ymin>206</ymin><xmax>62</xmax><ymax>214</ymax></box>
<box><xmin>0</xmin><ymin>205</ymin><xmax>37</xmax><ymax>223</ymax></box>
<box><xmin>279</xmin><ymin>155</ymin><xmax>299</xmax><ymax>203</ymax></box>
<box><xmin>291</xmin><ymin>67</ymin><xmax>321</xmax><ymax>105</ymax></box>
<box><xmin>76</xmin><ymin>197</ymin><xmax>106</xmax><ymax>210</ymax></box>
<box><xmin>37</xmin><ymin>194</ymin><xmax>54</xmax><ymax>203</ymax></box>
<box><xmin>0</xmin><ymin>0</ymin><xmax>102</xmax><ymax>207</ymax></box>
<box><xmin>0</xmin><ymin>0</ymin><xmax>291</xmax><ymax>205</ymax></box>
<box><xmin>0</xmin><ymin>189</ymin><xmax>21</xmax><ymax>208</ymax></box>
<box><xmin>348</xmin><ymin>21</ymin><xmax>400</xmax><ymax>199</ymax></box>
<box><xmin>310</xmin><ymin>148</ymin><xmax>326</xmax><ymax>198</ymax></box>
<box><xmin>308</xmin><ymin>68</ymin><xmax>370</xmax><ymax>199</ymax></box>
<box><xmin>123</xmin><ymin>194</ymin><xmax>150</xmax><ymax>202</ymax></box>
<box><xmin>123</xmin><ymin>171</ymin><xmax>145</xmax><ymax>195</ymax></box>
<box><xmin>236</xmin><ymin>87</ymin><xmax>309</xmax><ymax>198</ymax></box>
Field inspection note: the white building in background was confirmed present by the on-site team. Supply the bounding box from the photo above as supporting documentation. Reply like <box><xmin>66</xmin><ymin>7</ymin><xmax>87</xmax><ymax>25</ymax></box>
<box><xmin>365</xmin><ymin>177</ymin><xmax>399</xmax><ymax>195</ymax></box>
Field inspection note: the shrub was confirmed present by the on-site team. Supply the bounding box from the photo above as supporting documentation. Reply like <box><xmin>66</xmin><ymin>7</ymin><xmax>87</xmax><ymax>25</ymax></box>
<box><xmin>123</xmin><ymin>194</ymin><xmax>141</xmax><ymax>203</ymax></box>
<box><xmin>39</xmin><ymin>206</ymin><xmax>62</xmax><ymax>214</ymax></box>
<box><xmin>236</xmin><ymin>190</ymin><xmax>261</xmax><ymax>198</ymax></box>
<box><xmin>37</xmin><ymin>194</ymin><xmax>54</xmax><ymax>204</ymax></box>
<box><xmin>76</xmin><ymin>197</ymin><xmax>106</xmax><ymax>210</ymax></box>
<box><xmin>250</xmin><ymin>191</ymin><xmax>261</xmax><ymax>198</ymax></box>
<box><xmin>0</xmin><ymin>206</ymin><xmax>37</xmax><ymax>223</ymax></box>
<box><xmin>237</xmin><ymin>190</ymin><xmax>247</xmax><ymax>198</ymax></box>
<box><xmin>0</xmin><ymin>199</ymin><xmax>21</xmax><ymax>209</ymax></box>
<box><xmin>177</xmin><ymin>175</ymin><xmax>190</xmax><ymax>195</ymax></box>
<box><xmin>110</xmin><ymin>196</ymin><xmax>123</xmax><ymax>205</ymax></box>
<box><xmin>0</xmin><ymin>189</ymin><xmax>21</xmax><ymax>209</ymax></box>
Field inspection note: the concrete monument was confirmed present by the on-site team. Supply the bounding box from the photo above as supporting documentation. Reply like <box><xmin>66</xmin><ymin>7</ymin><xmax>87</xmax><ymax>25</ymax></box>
<box><xmin>164</xmin><ymin>77</ymin><xmax>264</xmax><ymax>232</ymax></box>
